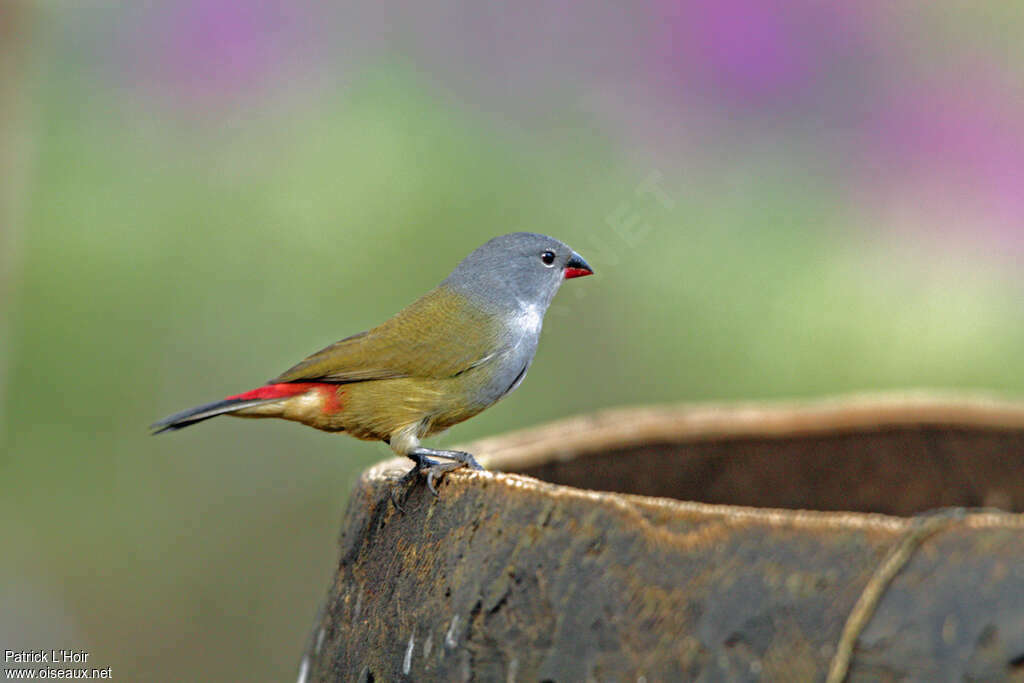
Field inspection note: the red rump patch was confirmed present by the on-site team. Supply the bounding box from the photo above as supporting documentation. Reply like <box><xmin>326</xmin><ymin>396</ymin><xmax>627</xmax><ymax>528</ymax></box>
<box><xmin>228</xmin><ymin>383</ymin><xmax>323</xmax><ymax>401</ymax></box>
<box><xmin>317</xmin><ymin>384</ymin><xmax>344</xmax><ymax>414</ymax></box>
<box><xmin>228</xmin><ymin>383</ymin><xmax>344</xmax><ymax>414</ymax></box>
<box><xmin>564</xmin><ymin>267</ymin><xmax>593</xmax><ymax>279</ymax></box>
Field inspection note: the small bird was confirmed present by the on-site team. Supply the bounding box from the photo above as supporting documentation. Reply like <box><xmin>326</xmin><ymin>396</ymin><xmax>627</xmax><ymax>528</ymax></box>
<box><xmin>152</xmin><ymin>232</ymin><xmax>593</xmax><ymax>492</ymax></box>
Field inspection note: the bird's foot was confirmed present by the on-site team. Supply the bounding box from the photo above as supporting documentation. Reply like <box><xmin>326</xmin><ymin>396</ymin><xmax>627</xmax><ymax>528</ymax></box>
<box><xmin>389</xmin><ymin>449</ymin><xmax>485</xmax><ymax>510</ymax></box>
<box><xmin>406</xmin><ymin>448</ymin><xmax>485</xmax><ymax>497</ymax></box>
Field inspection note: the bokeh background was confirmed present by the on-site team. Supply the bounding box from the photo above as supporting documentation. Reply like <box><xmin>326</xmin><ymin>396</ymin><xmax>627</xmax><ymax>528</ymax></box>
<box><xmin>3</xmin><ymin>1</ymin><xmax>1024</xmax><ymax>680</ymax></box>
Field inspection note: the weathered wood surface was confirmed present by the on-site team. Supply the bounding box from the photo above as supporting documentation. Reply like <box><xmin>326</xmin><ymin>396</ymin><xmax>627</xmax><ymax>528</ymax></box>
<box><xmin>299</xmin><ymin>395</ymin><xmax>1024</xmax><ymax>682</ymax></box>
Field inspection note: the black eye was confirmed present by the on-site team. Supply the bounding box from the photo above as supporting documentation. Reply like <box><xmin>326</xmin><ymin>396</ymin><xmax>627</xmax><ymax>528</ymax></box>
<box><xmin>540</xmin><ymin>250</ymin><xmax>556</xmax><ymax>266</ymax></box>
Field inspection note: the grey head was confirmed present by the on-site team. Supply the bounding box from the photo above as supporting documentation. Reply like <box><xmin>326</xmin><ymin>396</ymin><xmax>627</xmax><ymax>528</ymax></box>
<box><xmin>442</xmin><ymin>232</ymin><xmax>593</xmax><ymax>315</ymax></box>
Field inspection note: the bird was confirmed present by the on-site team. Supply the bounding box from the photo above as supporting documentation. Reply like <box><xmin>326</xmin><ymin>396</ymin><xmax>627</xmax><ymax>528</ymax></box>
<box><xmin>152</xmin><ymin>232</ymin><xmax>594</xmax><ymax>494</ymax></box>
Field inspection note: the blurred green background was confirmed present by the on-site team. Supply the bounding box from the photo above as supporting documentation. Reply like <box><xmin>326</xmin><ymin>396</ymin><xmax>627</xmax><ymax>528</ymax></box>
<box><xmin>3</xmin><ymin>1</ymin><xmax>1024</xmax><ymax>680</ymax></box>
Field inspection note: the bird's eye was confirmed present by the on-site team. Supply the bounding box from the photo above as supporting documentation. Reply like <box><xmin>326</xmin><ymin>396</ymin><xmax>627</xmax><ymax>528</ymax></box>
<box><xmin>540</xmin><ymin>250</ymin><xmax>556</xmax><ymax>266</ymax></box>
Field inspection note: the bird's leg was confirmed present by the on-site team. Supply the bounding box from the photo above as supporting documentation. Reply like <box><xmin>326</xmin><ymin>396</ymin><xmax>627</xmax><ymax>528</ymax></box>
<box><xmin>407</xmin><ymin>448</ymin><xmax>485</xmax><ymax>496</ymax></box>
<box><xmin>388</xmin><ymin>427</ymin><xmax>486</xmax><ymax>501</ymax></box>
<box><xmin>408</xmin><ymin>448</ymin><xmax>484</xmax><ymax>471</ymax></box>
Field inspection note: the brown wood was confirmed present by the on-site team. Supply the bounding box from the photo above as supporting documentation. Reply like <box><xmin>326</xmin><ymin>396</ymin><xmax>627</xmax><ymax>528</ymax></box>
<box><xmin>299</xmin><ymin>394</ymin><xmax>1024</xmax><ymax>682</ymax></box>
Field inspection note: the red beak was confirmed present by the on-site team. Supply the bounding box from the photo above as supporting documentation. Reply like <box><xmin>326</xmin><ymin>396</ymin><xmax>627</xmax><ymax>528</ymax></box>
<box><xmin>563</xmin><ymin>252</ymin><xmax>594</xmax><ymax>279</ymax></box>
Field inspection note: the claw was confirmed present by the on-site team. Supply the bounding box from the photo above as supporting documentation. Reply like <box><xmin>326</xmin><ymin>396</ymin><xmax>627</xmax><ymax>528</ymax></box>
<box><xmin>422</xmin><ymin>460</ymin><xmax>462</xmax><ymax>496</ymax></box>
<box><xmin>389</xmin><ymin>486</ymin><xmax>408</xmax><ymax>514</ymax></box>
<box><xmin>426</xmin><ymin>469</ymin><xmax>441</xmax><ymax>497</ymax></box>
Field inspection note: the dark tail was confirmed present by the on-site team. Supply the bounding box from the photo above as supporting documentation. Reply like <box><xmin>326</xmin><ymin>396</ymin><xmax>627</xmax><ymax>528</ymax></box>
<box><xmin>150</xmin><ymin>398</ymin><xmax>272</xmax><ymax>434</ymax></box>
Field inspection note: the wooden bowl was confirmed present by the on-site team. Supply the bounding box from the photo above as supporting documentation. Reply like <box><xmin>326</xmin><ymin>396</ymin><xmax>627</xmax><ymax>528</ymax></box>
<box><xmin>298</xmin><ymin>394</ymin><xmax>1024</xmax><ymax>682</ymax></box>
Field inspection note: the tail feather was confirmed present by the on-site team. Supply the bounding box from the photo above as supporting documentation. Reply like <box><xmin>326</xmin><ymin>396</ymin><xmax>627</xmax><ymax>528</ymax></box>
<box><xmin>150</xmin><ymin>398</ymin><xmax>273</xmax><ymax>434</ymax></box>
<box><xmin>151</xmin><ymin>382</ymin><xmax>333</xmax><ymax>435</ymax></box>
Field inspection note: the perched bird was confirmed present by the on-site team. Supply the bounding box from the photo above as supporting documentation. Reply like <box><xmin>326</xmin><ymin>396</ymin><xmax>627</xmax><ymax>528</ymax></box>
<box><xmin>152</xmin><ymin>232</ymin><xmax>593</xmax><ymax>492</ymax></box>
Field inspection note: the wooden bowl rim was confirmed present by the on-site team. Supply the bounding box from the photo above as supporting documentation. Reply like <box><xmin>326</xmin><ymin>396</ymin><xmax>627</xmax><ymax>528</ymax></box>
<box><xmin>363</xmin><ymin>392</ymin><xmax>1024</xmax><ymax>531</ymax></box>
